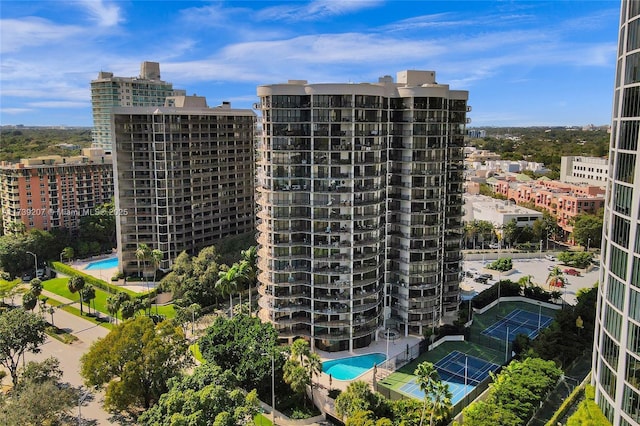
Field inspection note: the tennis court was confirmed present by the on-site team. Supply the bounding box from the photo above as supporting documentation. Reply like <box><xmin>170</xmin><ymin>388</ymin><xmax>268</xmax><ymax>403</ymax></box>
<box><xmin>481</xmin><ymin>308</ymin><xmax>553</xmax><ymax>342</ymax></box>
<box><xmin>398</xmin><ymin>351</ymin><xmax>501</xmax><ymax>405</ymax></box>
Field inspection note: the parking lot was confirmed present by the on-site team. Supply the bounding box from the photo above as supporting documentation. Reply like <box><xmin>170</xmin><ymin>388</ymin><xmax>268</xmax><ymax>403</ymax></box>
<box><xmin>461</xmin><ymin>256</ymin><xmax>601</xmax><ymax>305</ymax></box>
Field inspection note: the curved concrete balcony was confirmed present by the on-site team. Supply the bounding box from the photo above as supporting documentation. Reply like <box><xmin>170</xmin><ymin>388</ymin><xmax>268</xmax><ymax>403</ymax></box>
<box><xmin>352</xmin><ymin>301</ymin><xmax>380</xmax><ymax>314</ymax></box>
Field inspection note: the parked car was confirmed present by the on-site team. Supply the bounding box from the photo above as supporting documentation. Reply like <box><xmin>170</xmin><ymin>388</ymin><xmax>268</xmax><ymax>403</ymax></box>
<box><xmin>36</xmin><ymin>268</ymin><xmax>46</xmax><ymax>279</ymax></box>
<box><xmin>474</xmin><ymin>276</ymin><xmax>489</xmax><ymax>284</ymax></box>
<box><xmin>564</xmin><ymin>268</ymin><xmax>581</xmax><ymax>276</ymax></box>
<box><xmin>489</xmin><ymin>243</ymin><xmax>500</xmax><ymax>249</ymax></box>
<box><xmin>545</xmin><ymin>254</ymin><xmax>556</xmax><ymax>261</ymax></box>
<box><xmin>21</xmin><ymin>272</ymin><xmax>33</xmax><ymax>282</ymax></box>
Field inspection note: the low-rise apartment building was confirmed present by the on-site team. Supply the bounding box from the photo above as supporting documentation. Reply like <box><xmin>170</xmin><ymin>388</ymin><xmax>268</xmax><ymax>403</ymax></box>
<box><xmin>486</xmin><ymin>176</ymin><xmax>604</xmax><ymax>239</ymax></box>
<box><xmin>0</xmin><ymin>148</ymin><xmax>114</xmax><ymax>234</ymax></box>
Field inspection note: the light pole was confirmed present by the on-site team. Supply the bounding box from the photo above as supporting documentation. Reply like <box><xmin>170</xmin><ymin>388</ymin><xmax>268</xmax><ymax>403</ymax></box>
<box><xmin>271</xmin><ymin>352</ymin><xmax>275</xmax><ymax>426</ymax></box>
<box><xmin>262</xmin><ymin>351</ymin><xmax>276</xmax><ymax>425</ymax></box>
<box><xmin>78</xmin><ymin>387</ymin><xmax>90</xmax><ymax>425</ymax></box>
<box><xmin>26</xmin><ymin>251</ymin><xmax>37</xmax><ymax>276</ymax></box>
<box><xmin>587</xmin><ymin>238</ymin><xmax>591</xmax><ymax>252</ymax></box>
<box><xmin>539</xmin><ymin>240</ymin><xmax>543</xmax><ymax>259</ymax></box>
<box><xmin>385</xmin><ymin>328</ymin><xmax>390</xmax><ymax>370</ymax></box>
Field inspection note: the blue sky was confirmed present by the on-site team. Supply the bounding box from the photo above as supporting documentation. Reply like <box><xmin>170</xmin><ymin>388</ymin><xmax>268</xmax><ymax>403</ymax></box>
<box><xmin>0</xmin><ymin>0</ymin><xmax>620</xmax><ymax>127</ymax></box>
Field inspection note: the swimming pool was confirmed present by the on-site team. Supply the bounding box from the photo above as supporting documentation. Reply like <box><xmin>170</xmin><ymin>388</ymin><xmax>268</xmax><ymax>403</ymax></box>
<box><xmin>84</xmin><ymin>257</ymin><xmax>119</xmax><ymax>270</ymax></box>
<box><xmin>322</xmin><ymin>353</ymin><xmax>386</xmax><ymax>381</ymax></box>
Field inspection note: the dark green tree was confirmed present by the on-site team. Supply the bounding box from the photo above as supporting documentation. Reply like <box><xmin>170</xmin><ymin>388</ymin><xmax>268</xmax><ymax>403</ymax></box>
<box><xmin>67</xmin><ymin>275</ymin><xmax>86</xmax><ymax>315</ymax></box>
<box><xmin>0</xmin><ymin>308</ymin><xmax>47</xmax><ymax>386</ymax></box>
<box><xmin>198</xmin><ymin>314</ymin><xmax>283</xmax><ymax>399</ymax></box>
<box><xmin>81</xmin><ymin>316</ymin><xmax>190</xmax><ymax>410</ymax></box>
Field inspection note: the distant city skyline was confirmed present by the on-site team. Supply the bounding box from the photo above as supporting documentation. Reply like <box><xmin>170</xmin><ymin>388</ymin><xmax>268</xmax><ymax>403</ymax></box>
<box><xmin>1</xmin><ymin>0</ymin><xmax>619</xmax><ymax>127</ymax></box>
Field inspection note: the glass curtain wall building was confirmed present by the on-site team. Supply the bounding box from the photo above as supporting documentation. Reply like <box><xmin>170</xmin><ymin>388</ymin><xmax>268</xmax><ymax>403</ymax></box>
<box><xmin>255</xmin><ymin>71</ymin><xmax>468</xmax><ymax>352</ymax></box>
<box><xmin>592</xmin><ymin>1</ymin><xmax>640</xmax><ymax>424</ymax></box>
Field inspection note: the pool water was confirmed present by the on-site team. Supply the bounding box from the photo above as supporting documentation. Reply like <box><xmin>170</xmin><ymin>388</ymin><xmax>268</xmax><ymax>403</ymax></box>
<box><xmin>322</xmin><ymin>353</ymin><xmax>386</xmax><ymax>380</ymax></box>
<box><xmin>85</xmin><ymin>257</ymin><xmax>119</xmax><ymax>270</ymax></box>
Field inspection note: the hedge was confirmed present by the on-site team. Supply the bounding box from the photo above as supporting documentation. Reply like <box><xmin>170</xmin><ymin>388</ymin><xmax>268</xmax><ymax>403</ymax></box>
<box><xmin>50</xmin><ymin>261</ymin><xmax>156</xmax><ymax>299</ymax></box>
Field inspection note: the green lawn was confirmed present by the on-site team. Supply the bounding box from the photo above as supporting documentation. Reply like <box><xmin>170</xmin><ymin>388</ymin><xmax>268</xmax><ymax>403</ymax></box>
<box><xmin>42</xmin><ymin>278</ymin><xmax>174</xmax><ymax>319</ymax></box>
<box><xmin>254</xmin><ymin>413</ymin><xmax>273</xmax><ymax>426</ymax></box>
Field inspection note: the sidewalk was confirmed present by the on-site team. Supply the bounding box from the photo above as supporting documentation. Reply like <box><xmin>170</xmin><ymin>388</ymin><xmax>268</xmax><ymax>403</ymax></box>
<box><xmin>1</xmin><ymin>296</ymin><xmax>120</xmax><ymax>425</ymax></box>
<box><xmin>40</xmin><ymin>288</ymin><xmax>117</xmax><ymax>325</ymax></box>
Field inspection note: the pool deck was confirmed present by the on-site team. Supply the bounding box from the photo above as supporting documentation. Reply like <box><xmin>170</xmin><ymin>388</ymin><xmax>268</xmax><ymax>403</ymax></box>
<box><xmin>315</xmin><ymin>333</ymin><xmax>422</xmax><ymax>391</ymax></box>
<box><xmin>69</xmin><ymin>254</ymin><xmax>156</xmax><ymax>294</ymax></box>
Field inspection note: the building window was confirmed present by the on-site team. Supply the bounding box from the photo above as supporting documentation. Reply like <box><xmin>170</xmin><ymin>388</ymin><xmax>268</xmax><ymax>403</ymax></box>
<box><xmin>608</xmin><ymin>276</ymin><xmax>627</xmax><ymax>310</ymax></box>
<box><xmin>599</xmin><ymin>362</ymin><xmax>617</xmax><ymax>399</ymax></box>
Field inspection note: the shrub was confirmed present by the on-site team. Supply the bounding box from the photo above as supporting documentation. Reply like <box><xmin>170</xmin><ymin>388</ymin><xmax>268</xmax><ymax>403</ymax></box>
<box><xmin>472</xmin><ymin>280</ymin><xmax>521</xmax><ymax>309</ymax></box>
<box><xmin>50</xmin><ymin>261</ymin><xmax>153</xmax><ymax>300</ymax></box>
<box><xmin>487</xmin><ymin>257</ymin><xmax>513</xmax><ymax>272</ymax></box>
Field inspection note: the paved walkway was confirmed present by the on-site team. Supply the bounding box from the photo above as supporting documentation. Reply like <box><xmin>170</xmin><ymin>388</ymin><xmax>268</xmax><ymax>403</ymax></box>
<box><xmin>1</xmin><ymin>294</ymin><xmax>122</xmax><ymax>425</ymax></box>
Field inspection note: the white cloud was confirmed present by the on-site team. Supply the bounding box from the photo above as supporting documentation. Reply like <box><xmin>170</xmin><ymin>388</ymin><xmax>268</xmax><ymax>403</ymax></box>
<box><xmin>1</xmin><ymin>108</ymin><xmax>33</xmax><ymax>115</ymax></box>
<box><xmin>0</xmin><ymin>17</ymin><xmax>82</xmax><ymax>53</ymax></box>
<box><xmin>76</xmin><ymin>0</ymin><xmax>122</xmax><ymax>27</ymax></box>
<box><xmin>28</xmin><ymin>101</ymin><xmax>89</xmax><ymax>108</ymax></box>
<box><xmin>256</xmin><ymin>0</ymin><xmax>382</xmax><ymax>22</ymax></box>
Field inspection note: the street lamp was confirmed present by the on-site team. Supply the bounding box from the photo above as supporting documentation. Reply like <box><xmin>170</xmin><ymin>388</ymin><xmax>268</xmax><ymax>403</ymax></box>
<box><xmin>77</xmin><ymin>387</ymin><xmax>91</xmax><ymax>425</ymax></box>
<box><xmin>539</xmin><ymin>240</ymin><xmax>543</xmax><ymax>260</ymax></box>
<box><xmin>26</xmin><ymin>251</ymin><xmax>37</xmax><ymax>276</ymax></box>
<box><xmin>262</xmin><ymin>351</ymin><xmax>276</xmax><ymax>425</ymax></box>
<box><xmin>587</xmin><ymin>238</ymin><xmax>591</xmax><ymax>252</ymax></box>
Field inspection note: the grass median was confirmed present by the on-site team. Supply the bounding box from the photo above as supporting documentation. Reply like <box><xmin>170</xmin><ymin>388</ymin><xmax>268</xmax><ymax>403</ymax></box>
<box><xmin>42</xmin><ymin>277</ymin><xmax>174</xmax><ymax>320</ymax></box>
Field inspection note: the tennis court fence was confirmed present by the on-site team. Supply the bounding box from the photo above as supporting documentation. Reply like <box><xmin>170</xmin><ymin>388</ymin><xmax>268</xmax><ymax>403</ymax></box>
<box><xmin>376</xmin><ymin>370</ymin><xmax>499</xmax><ymax>418</ymax></box>
<box><xmin>375</xmin><ymin>340</ymin><xmax>425</xmax><ymax>380</ymax></box>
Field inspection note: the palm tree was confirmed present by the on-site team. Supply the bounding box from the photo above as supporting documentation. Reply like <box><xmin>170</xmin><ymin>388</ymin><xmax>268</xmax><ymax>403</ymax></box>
<box><xmin>414</xmin><ymin>361</ymin><xmax>440</xmax><ymax>426</ymax></box>
<box><xmin>546</xmin><ymin>266</ymin><xmax>566</xmax><ymax>290</ymax></box>
<box><xmin>216</xmin><ymin>266</ymin><xmax>240</xmax><ymax>317</ymax></box>
<box><xmin>283</xmin><ymin>359</ymin><xmax>310</xmax><ymax>406</ymax></box>
<box><xmin>290</xmin><ymin>338</ymin><xmax>310</xmax><ymax>364</ymax></box>
<box><xmin>67</xmin><ymin>276</ymin><xmax>86</xmax><ymax>315</ymax></box>
<box><xmin>428</xmin><ymin>381</ymin><xmax>453</xmax><ymax>426</ymax></box>
<box><xmin>106</xmin><ymin>295</ymin><xmax>119</xmax><ymax>324</ymax></box>
<box><xmin>135</xmin><ymin>243</ymin><xmax>152</xmax><ymax>279</ymax></box>
<box><xmin>82</xmin><ymin>285</ymin><xmax>96</xmax><ymax>315</ymax></box>
<box><xmin>241</xmin><ymin>246</ymin><xmax>258</xmax><ymax>315</ymax></box>
<box><xmin>518</xmin><ymin>275</ymin><xmax>534</xmax><ymax>289</ymax></box>
<box><xmin>150</xmin><ymin>249</ymin><xmax>163</xmax><ymax>315</ymax></box>
<box><xmin>61</xmin><ymin>246</ymin><xmax>74</xmax><ymax>263</ymax></box>
<box><xmin>307</xmin><ymin>352</ymin><xmax>323</xmax><ymax>405</ymax></box>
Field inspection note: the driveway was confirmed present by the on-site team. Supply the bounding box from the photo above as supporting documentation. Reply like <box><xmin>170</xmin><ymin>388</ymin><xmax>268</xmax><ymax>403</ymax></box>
<box><xmin>1</xmin><ymin>301</ymin><xmax>124</xmax><ymax>425</ymax></box>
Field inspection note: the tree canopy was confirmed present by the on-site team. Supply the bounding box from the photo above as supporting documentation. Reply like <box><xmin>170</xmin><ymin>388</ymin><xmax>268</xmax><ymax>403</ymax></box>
<box><xmin>198</xmin><ymin>314</ymin><xmax>283</xmax><ymax>399</ymax></box>
<box><xmin>0</xmin><ymin>308</ymin><xmax>47</xmax><ymax>386</ymax></box>
<box><xmin>80</xmin><ymin>316</ymin><xmax>190</xmax><ymax>410</ymax></box>
<box><xmin>138</xmin><ymin>363</ymin><xmax>260</xmax><ymax>426</ymax></box>
<box><xmin>0</xmin><ymin>357</ymin><xmax>76</xmax><ymax>425</ymax></box>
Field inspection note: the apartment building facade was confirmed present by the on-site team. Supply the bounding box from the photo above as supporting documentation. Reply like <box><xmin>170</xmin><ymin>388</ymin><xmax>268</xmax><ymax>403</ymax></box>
<box><xmin>560</xmin><ymin>155</ymin><xmax>609</xmax><ymax>187</ymax></box>
<box><xmin>112</xmin><ymin>96</ymin><xmax>255</xmax><ymax>273</ymax></box>
<box><xmin>255</xmin><ymin>70</ymin><xmax>468</xmax><ymax>351</ymax></box>
<box><xmin>592</xmin><ymin>1</ymin><xmax>640</xmax><ymax>424</ymax></box>
<box><xmin>489</xmin><ymin>177</ymin><xmax>605</xmax><ymax>239</ymax></box>
<box><xmin>0</xmin><ymin>149</ymin><xmax>114</xmax><ymax>234</ymax></box>
<box><xmin>91</xmin><ymin>61</ymin><xmax>184</xmax><ymax>151</ymax></box>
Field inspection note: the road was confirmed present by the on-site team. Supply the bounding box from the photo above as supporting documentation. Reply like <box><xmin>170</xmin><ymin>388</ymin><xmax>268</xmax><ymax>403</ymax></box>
<box><xmin>2</xmin><ymin>297</ymin><xmax>127</xmax><ymax>425</ymax></box>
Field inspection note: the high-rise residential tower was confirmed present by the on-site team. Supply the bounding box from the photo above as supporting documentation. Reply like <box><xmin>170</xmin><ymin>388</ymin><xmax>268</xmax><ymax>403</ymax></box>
<box><xmin>112</xmin><ymin>95</ymin><xmax>255</xmax><ymax>273</ymax></box>
<box><xmin>91</xmin><ymin>61</ymin><xmax>184</xmax><ymax>151</ymax></box>
<box><xmin>255</xmin><ymin>71</ymin><xmax>468</xmax><ymax>351</ymax></box>
<box><xmin>592</xmin><ymin>1</ymin><xmax>640</xmax><ymax>424</ymax></box>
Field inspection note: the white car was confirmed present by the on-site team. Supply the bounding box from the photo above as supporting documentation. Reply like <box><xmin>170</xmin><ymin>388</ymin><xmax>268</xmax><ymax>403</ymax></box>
<box><xmin>489</xmin><ymin>243</ymin><xmax>500</xmax><ymax>249</ymax></box>
<box><xmin>545</xmin><ymin>254</ymin><xmax>556</xmax><ymax>261</ymax></box>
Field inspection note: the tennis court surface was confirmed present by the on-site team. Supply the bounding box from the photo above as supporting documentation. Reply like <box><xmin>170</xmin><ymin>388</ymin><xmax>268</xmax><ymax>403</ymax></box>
<box><xmin>398</xmin><ymin>351</ymin><xmax>500</xmax><ymax>405</ymax></box>
<box><xmin>481</xmin><ymin>308</ymin><xmax>553</xmax><ymax>341</ymax></box>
